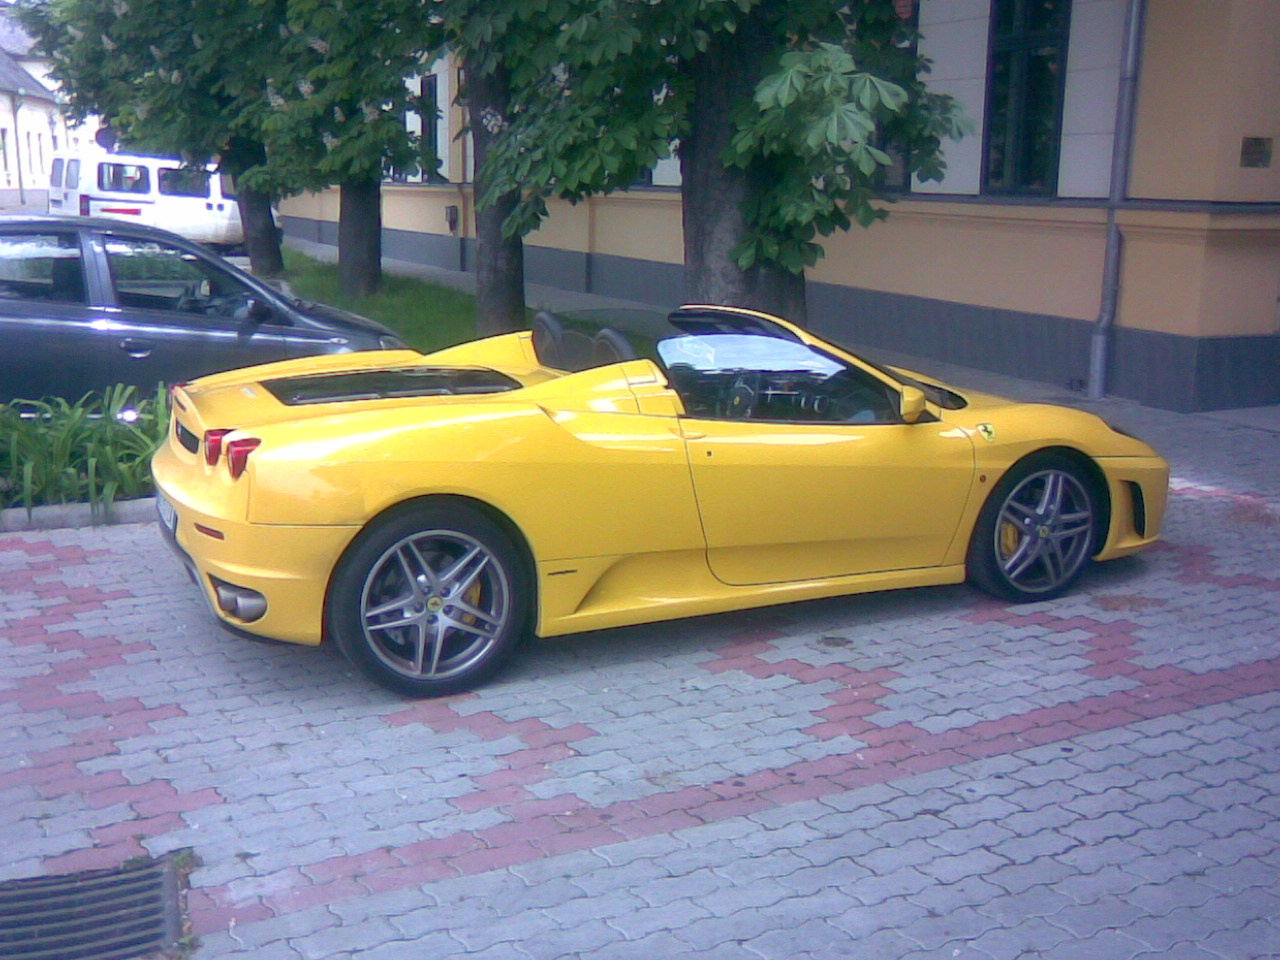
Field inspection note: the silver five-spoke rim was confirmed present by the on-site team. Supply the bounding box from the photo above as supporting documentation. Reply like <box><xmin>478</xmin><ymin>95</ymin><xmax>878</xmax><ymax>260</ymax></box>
<box><xmin>360</xmin><ymin>530</ymin><xmax>510</xmax><ymax>680</ymax></box>
<box><xmin>994</xmin><ymin>469</ymin><xmax>1094</xmax><ymax>594</ymax></box>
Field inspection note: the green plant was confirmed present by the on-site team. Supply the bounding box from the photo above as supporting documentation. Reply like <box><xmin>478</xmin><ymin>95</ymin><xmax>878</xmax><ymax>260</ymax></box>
<box><xmin>0</xmin><ymin>383</ymin><xmax>170</xmax><ymax>515</ymax></box>
<box><xmin>282</xmin><ymin>249</ymin><xmax>480</xmax><ymax>352</ymax></box>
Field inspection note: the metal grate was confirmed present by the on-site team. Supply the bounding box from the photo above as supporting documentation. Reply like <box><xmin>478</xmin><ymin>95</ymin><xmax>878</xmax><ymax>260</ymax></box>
<box><xmin>0</xmin><ymin>854</ymin><xmax>184</xmax><ymax>960</ymax></box>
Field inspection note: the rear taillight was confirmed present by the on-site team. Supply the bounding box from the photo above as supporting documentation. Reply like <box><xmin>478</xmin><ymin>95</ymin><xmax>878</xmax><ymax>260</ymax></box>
<box><xmin>79</xmin><ymin>195</ymin><xmax>90</xmax><ymax>216</ymax></box>
<box><xmin>204</xmin><ymin>428</ymin><xmax>232</xmax><ymax>466</ymax></box>
<box><xmin>225</xmin><ymin>438</ymin><xmax>261</xmax><ymax>479</ymax></box>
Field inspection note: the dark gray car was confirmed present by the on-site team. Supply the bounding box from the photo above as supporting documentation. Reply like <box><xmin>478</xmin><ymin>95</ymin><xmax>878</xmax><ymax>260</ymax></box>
<box><xmin>0</xmin><ymin>215</ymin><xmax>405</xmax><ymax>403</ymax></box>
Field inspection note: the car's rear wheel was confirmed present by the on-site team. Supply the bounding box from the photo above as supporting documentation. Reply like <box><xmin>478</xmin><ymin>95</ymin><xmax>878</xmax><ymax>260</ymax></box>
<box><xmin>329</xmin><ymin>503</ymin><xmax>528</xmax><ymax>697</ymax></box>
<box><xmin>968</xmin><ymin>453</ymin><xmax>1099</xmax><ymax>602</ymax></box>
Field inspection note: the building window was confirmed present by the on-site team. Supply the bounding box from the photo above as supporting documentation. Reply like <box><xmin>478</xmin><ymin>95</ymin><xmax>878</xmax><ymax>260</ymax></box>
<box><xmin>876</xmin><ymin>1</ymin><xmax>919</xmax><ymax>194</ymax></box>
<box><xmin>982</xmin><ymin>0</ymin><xmax>1071</xmax><ymax>195</ymax></box>
<box><xmin>411</xmin><ymin>74</ymin><xmax>446</xmax><ymax>183</ymax></box>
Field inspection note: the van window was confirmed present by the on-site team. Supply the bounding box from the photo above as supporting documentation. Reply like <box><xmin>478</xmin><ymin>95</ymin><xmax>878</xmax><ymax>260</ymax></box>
<box><xmin>50</xmin><ymin>158</ymin><xmax>64</xmax><ymax>189</ymax></box>
<box><xmin>218</xmin><ymin>171</ymin><xmax>237</xmax><ymax>200</ymax></box>
<box><xmin>159</xmin><ymin>168</ymin><xmax>211</xmax><ymax>198</ymax></box>
<box><xmin>66</xmin><ymin>159</ymin><xmax>80</xmax><ymax>189</ymax></box>
<box><xmin>99</xmin><ymin>162</ymin><xmax>151</xmax><ymax>194</ymax></box>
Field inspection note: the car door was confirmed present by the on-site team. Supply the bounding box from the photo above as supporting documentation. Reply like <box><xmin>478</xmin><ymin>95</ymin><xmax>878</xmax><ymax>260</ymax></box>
<box><xmin>658</xmin><ymin>333</ymin><xmax>976</xmax><ymax>586</ymax></box>
<box><xmin>94</xmin><ymin>232</ymin><xmax>337</xmax><ymax>390</ymax></box>
<box><xmin>47</xmin><ymin>158</ymin><xmax>66</xmax><ymax>214</ymax></box>
<box><xmin>0</xmin><ymin>228</ymin><xmax>118</xmax><ymax>403</ymax></box>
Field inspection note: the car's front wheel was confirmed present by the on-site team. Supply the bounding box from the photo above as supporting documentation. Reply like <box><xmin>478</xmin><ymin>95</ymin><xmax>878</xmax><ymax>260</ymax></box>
<box><xmin>329</xmin><ymin>503</ymin><xmax>529</xmax><ymax>697</ymax></box>
<box><xmin>968</xmin><ymin>453</ymin><xmax>1100</xmax><ymax>602</ymax></box>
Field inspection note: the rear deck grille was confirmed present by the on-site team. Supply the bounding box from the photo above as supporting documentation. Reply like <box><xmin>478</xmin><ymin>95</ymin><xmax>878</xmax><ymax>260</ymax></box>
<box><xmin>0</xmin><ymin>854</ymin><xmax>184</xmax><ymax>960</ymax></box>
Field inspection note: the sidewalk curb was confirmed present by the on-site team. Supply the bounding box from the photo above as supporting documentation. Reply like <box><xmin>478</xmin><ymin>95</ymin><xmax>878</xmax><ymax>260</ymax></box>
<box><xmin>0</xmin><ymin>497</ymin><xmax>156</xmax><ymax>534</ymax></box>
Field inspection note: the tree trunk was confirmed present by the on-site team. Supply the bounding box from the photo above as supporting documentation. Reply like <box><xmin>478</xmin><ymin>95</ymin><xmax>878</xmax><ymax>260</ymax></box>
<box><xmin>339</xmin><ymin>177</ymin><xmax>382</xmax><ymax>298</ymax></box>
<box><xmin>679</xmin><ymin>4</ymin><xmax>807</xmax><ymax>323</ymax></box>
<box><xmin>238</xmin><ymin>186</ymin><xmax>283</xmax><ymax>278</ymax></box>
<box><xmin>224</xmin><ymin>138</ymin><xmax>283</xmax><ymax>278</ymax></box>
<box><xmin>465</xmin><ymin>54</ymin><xmax>526</xmax><ymax>336</ymax></box>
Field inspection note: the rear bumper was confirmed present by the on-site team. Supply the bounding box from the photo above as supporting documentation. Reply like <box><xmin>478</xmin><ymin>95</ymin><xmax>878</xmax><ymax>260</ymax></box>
<box><xmin>153</xmin><ymin>484</ymin><xmax>358</xmax><ymax>646</ymax></box>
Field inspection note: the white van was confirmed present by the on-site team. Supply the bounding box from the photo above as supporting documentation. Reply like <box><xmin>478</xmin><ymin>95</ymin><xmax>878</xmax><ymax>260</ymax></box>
<box><xmin>47</xmin><ymin>150</ymin><xmax>244</xmax><ymax>248</ymax></box>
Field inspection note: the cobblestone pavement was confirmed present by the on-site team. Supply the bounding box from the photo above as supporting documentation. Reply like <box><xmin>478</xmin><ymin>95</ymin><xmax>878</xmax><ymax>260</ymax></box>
<box><xmin>2</xmin><ymin>364</ymin><xmax>1278</xmax><ymax>960</ymax></box>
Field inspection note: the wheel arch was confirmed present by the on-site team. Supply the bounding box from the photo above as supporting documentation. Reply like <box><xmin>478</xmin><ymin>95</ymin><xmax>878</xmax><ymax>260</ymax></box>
<box><xmin>321</xmin><ymin>493</ymin><xmax>539</xmax><ymax>646</ymax></box>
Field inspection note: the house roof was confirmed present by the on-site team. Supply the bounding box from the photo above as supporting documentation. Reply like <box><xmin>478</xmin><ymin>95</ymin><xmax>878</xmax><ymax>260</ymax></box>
<box><xmin>0</xmin><ymin>1</ymin><xmax>35</xmax><ymax>58</ymax></box>
<box><xmin>0</xmin><ymin>46</ymin><xmax>52</xmax><ymax>99</ymax></box>
<box><xmin>0</xmin><ymin>3</ymin><xmax>55</xmax><ymax>100</ymax></box>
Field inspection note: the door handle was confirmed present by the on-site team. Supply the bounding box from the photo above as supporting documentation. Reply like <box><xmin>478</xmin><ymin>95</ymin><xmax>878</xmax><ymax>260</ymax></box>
<box><xmin>119</xmin><ymin>338</ymin><xmax>153</xmax><ymax>359</ymax></box>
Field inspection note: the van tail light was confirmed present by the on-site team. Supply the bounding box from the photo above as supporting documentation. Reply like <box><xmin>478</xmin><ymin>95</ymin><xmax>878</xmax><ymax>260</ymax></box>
<box><xmin>79</xmin><ymin>194</ymin><xmax>90</xmax><ymax>216</ymax></box>
<box><xmin>204</xmin><ymin>428</ymin><xmax>232</xmax><ymax>466</ymax></box>
<box><xmin>225</xmin><ymin>438</ymin><xmax>261</xmax><ymax>479</ymax></box>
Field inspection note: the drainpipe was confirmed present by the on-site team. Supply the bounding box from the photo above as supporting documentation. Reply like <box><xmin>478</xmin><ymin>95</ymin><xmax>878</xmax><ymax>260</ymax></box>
<box><xmin>8</xmin><ymin>89</ymin><xmax>25</xmax><ymax>206</ymax></box>
<box><xmin>1087</xmin><ymin>0</ymin><xmax>1145</xmax><ymax>400</ymax></box>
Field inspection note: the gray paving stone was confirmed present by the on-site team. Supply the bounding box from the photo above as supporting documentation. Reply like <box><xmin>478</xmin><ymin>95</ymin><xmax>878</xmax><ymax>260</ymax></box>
<box><xmin>1116</xmin><ymin>906</ymin><xmax>1237</xmax><ymax>953</ymax></box>
<box><xmin>633</xmin><ymin>867</ymin><xmax>732</xmax><ymax>908</ymax></box>
<box><xmin>985</xmin><ymin>854</ymin><xmax>1080</xmax><ymax>895</ymax></box>
<box><xmin>916</xmin><ymin>849</ymin><xmax>1008</xmax><ymax>884</ymax></box>
<box><xmin>199</xmin><ymin>932</ymin><xmax>305</xmax><ymax>959</ymax></box>
<box><xmin>827</xmin><ymin>894</ymin><xmax>931</xmax><ymax>939</ymax></box>
<box><xmin>1038</xmin><ymin>929</ymin><xmax>1148</xmax><ymax>960</ymax></box>
<box><xmin>1192</xmin><ymin>916</ymin><xmax>1280</xmax><ymax>960</ymax></box>
<box><xmin>1061</xmin><ymin>811</ymin><xmax>1147</xmax><ymax>845</ymax></box>
<box><xmin>968</xmin><ymin>915</ymin><xmax>1073</xmax><ymax>958</ymax></box>
<box><xmin>355</xmin><ymin>936</ymin><xmax>465</xmax><ymax>960</ymax></box>
<box><xmin>508</xmin><ymin>917</ymin><xmax>623</xmax><ymax>960</ymax></box>
<box><xmin>1128</xmin><ymin>820</ymin><xmax>1219</xmax><ymax>856</ymax></box>
<box><xmin>589</xmin><ymin>931</ymin><xmax>702</xmax><ymax>960</ymax></box>
<box><xmin>844</xmin><ymin>866</ymin><xmax>935</xmax><ymax>905</ymax></box>
<box><xmin>741</xmin><ymin>918</ymin><xmax>853</xmax><ymax>959</ymax></box>
<box><xmin>569</xmin><ymin>854</ymin><xmax>672</xmax><ymax>898</ymax></box>
<box><xmin>713</xmin><ymin>848</ymin><xmax>815</xmax><ymax>886</ymax></box>
<box><xmin>939</xmin><ymin>795</ymin><xmax>1023</xmax><ymax>830</ymax></box>
<box><xmin>1045</xmin><ymin>897</ymin><xmax>1152</xmax><ymax>939</ymax></box>
<box><xmin>853</xmin><ymin>837</ymin><xmax>941</xmax><ymax>875</ymax></box>
<box><xmin>289</xmin><ymin>917</ymin><xmax>401</xmax><ymax>960</ymax></box>
<box><xmin>1124</xmin><ymin>876</ymin><xmax>1220</xmax><ymax>917</ymax></box>
<box><xmin>906</xmin><ymin>874</ymin><xmax>1006</xmax><ymax>916</ymax></box>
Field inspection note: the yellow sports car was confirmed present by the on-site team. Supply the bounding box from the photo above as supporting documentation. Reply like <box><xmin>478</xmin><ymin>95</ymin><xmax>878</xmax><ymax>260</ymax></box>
<box><xmin>151</xmin><ymin>305</ymin><xmax>1168</xmax><ymax>696</ymax></box>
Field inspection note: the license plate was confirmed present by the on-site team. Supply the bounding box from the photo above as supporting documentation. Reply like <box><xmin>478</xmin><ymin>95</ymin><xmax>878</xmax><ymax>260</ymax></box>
<box><xmin>156</xmin><ymin>494</ymin><xmax>178</xmax><ymax>533</ymax></box>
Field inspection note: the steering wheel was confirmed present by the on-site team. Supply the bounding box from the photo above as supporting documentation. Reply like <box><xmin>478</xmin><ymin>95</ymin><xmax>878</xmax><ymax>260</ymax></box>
<box><xmin>722</xmin><ymin>372</ymin><xmax>760</xmax><ymax>419</ymax></box>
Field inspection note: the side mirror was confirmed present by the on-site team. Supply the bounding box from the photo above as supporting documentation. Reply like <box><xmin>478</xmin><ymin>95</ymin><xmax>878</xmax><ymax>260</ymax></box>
<box><xmin>900</xmin><ymin>385</ymin><xmax>927</xmax><ymax>424</ymax></box>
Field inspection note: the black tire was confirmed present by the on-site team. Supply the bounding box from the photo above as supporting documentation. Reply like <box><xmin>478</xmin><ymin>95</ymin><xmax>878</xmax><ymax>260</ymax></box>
<box><xmin>328</xmin><ymin>502</ymin><xmax>529</xmax><ymax>697</ymax></box>
<box><xmin>967</xmin><ymin>452</ymin><xmax>1100</xmax><ymax>602</ymax></box>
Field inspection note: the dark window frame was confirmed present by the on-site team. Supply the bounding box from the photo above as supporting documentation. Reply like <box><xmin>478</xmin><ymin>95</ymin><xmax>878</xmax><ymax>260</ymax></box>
<box><xmin>877</xmin><ymin>3</ymin><xmax>921</xmax><ymax>195</ymax></box>
<box><xmin>981</xmin><ymin>0</ymin><xmax>1072</xmax><ymax>196</ymax></box>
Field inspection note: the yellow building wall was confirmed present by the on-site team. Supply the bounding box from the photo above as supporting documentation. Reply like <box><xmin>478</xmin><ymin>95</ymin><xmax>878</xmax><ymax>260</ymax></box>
<box><xmin>810</xmin><ymin>203</ymin><xmax>1107</xmax><ymax>322</ymax></box>
<box><xmin>579</xmin><ymin>193</ymin><xmax>684</xmax><ymax>265</ymax></box>
<box><xmin>1131</xmin><ymin>0</ymin><xmax>1280</xmax><ymax>203</ymax></box>
<box><xmin>382</xmin><ymin>183</ymin><xmax>471</xmax><ymax>238</ymax></box>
